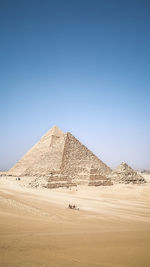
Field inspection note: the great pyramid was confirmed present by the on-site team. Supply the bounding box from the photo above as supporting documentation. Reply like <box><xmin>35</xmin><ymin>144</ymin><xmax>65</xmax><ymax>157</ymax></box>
<box><xmin>9</xmin><ymin>126</ymin><xmax>112</xmax><ymax>188</ymax></box>
<box><xmin>109</xmin><ymin>162</ymin><xmax>146</xmax><ymax>184</ymax></box>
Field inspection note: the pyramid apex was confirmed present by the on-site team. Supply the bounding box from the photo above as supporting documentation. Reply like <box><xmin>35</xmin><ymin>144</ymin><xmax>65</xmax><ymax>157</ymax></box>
<box><xmin>120</xmin><ymin>162</ymin><xmax>128</xmax><ymax>167</ymax></box>
<box><xmin>49</xmin><ymin>125</ymin><xmax>64</xmax><ymax>136</ymax></box>
<box><xmin>115</xmin><ymin>162</ymin><xmax>132</xmax><ymax>172</ymax></box>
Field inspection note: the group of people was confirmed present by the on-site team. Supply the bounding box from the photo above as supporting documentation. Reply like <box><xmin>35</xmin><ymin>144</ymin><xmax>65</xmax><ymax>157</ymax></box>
<box><xmin>68</xmin><ymin>204</ymin><xmax>79</xmax><ymax>211</ymax></box>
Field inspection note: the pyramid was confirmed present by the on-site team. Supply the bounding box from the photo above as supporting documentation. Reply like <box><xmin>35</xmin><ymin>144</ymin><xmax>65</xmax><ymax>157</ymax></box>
<box><xmin>9</xmin><ymin>126</ymin><xmax>112</xmax><ymax>188</ymax></box>
<box><xmin>109</xmin><ymin>162</ymin><xmax>146</xmax><ymax>184</ymax></box>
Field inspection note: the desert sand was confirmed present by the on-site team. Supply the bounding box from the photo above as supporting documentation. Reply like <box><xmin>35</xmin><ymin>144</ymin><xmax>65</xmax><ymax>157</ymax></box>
<box><xmin>0</xmin><ymin>175</ymin><xmax>150</xmax><ymax>267</ymax></box>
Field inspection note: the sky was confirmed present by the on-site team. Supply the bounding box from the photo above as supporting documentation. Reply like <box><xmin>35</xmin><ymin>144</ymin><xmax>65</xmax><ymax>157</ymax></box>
<box><xmin>0</xmin><ymin>0</ymin><xmax>150</xmax><ymax>171</ymax></box>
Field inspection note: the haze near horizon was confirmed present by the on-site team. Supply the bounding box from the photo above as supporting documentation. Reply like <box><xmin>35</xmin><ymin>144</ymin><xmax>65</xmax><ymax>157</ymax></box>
<box><xmin>0</xmin><ymin>0</ymin><xmax>150</xmax><ymax>171</ymax></box>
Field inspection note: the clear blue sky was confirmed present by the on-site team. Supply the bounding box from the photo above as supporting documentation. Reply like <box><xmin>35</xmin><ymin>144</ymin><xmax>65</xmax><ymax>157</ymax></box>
<box><xmin>0</xmin><ymin>0</ymin><xmax>150</xmax><ymax>171</ymax></box>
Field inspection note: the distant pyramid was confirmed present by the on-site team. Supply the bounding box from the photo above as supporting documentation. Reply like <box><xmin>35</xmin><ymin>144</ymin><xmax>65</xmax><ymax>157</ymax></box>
<box><xmin>109</xmin><ymin>162</ymin><xmax>146</xmax><ymax>184</ymax></box>
<box><xmin>9</xmin><ymin>126</ymin><xmax>112</xmax><ymax>188</ymax></box>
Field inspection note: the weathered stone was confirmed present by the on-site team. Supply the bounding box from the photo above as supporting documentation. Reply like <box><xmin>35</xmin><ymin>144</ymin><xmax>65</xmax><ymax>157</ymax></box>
<box><xmin>9</xmin><ymin>126</ymin><xmax>112</xmax><ymax>188</ymax></box>
<box><xmin>108</xmin><ymin>162</ymin><xmax>146</xmax><ymax>184</ymax></box>
<box><xmin>89</xmin><ymin>180</ymin><xmax>113</xmax><ymax>186</ymax></box>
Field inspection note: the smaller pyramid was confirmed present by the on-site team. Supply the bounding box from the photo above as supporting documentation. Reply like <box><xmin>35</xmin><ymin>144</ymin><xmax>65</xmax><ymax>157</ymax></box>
<box><xmin>109</xmin><ymin>162</ymin><xmax>146</xmax><ymax>184</ymax></box>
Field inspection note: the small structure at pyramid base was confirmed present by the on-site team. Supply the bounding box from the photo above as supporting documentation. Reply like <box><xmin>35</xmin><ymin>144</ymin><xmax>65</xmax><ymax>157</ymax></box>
<box><xmin>109</xmin><ymin>162</ymin><xmax>146</xmax><ymax>184</ymax></box>
<box><xmin>88</xmin><ymin>166</ymin><xmax>112</xmax><ymax>186</ymax></box>
<box><xmin>9</xmin><ymin>126</ymin><xmax>112</xmax><ymax>188</ymax></box>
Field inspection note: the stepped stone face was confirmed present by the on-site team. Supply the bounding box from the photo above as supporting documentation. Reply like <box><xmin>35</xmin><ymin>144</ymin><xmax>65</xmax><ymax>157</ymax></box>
<box><xmin>89</xmin><ymin>167</ymin><xmax>113</xmax><ymax>186</ymax></box>
<box><xmin>9</xmin><ymin>126</ymin><xmax>112</xmax><ymax>188</ymax></box>
<box><xmin>109</xmin><ymin>162</ymin><xmax>146</xmax><ymax>184</ymax></box>
<box><xmin>60</xmin><ymin>133</ymin><xmax>111</xmax><ymax>186</ymax></box>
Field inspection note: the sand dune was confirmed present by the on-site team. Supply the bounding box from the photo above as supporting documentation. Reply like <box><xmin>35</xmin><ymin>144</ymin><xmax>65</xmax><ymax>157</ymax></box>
<box><xmin>0</xmin><ymin>176</ymin><xmax>150</xmax><ymax>266</ymax></box>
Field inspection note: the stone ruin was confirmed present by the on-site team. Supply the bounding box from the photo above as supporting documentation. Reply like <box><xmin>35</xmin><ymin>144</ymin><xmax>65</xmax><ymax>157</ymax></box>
<box><xmin>9</xmin><ymin>126</ymin><xmax>112</xmax><ymax>188</ymax></box>
<box><xmin>109</xmin><ymin>162</ymin><xmax>146</xmax><ymax>184</ymax></box>
<box><xmin>8</xmin><ymin>126</ymin><xmax>146</xmax><ymax>188</ymax></box>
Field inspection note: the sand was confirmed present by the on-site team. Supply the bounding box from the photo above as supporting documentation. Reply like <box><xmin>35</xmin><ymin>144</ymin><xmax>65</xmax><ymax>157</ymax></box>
<box><xmin>0</xmin><ymin>175</ymin><xmax>150</xmax><ymax>267</ymax></box>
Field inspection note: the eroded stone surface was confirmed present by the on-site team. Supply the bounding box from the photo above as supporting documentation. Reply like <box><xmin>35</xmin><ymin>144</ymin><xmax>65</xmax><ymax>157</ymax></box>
<box><xmin>9</xmin><ymin>126</ymin><xmax>112</xmax><ymax>188</ymax></box>
<box><xmin>109</xmin><ymin>162</ymin><xmax>146</xmax><ymax>184</ymax></box>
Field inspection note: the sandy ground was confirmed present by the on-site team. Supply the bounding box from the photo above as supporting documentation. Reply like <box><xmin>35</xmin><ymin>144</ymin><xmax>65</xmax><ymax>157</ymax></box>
<box><xmin>0</xmin><ymin>175</ymin><xmax>150</xmax><ymax>267</ymax></box>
